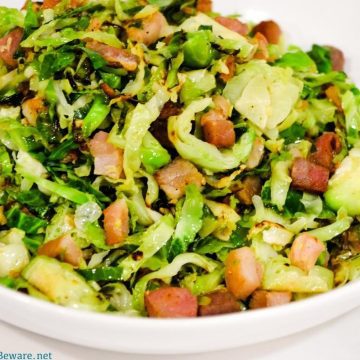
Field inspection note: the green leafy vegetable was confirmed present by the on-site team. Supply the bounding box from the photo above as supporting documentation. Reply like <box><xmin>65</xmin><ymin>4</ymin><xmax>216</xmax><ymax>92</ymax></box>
<box><xmin>168</xmin><ymin>184</ymin><xmax>204</xmax><ymax>259</ymax></box>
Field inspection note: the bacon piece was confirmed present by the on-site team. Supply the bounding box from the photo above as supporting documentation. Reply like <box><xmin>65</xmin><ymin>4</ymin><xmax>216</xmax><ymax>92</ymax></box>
<box><xmin>38</xmin><ymin>234</ymin><xmax>83</xmax><ymax>267</ymax></box>
<box><xmin>145</xmin><ymin>287</ymin><xmax>197</xmax><ymax>318</ymax></box>
<box><xmin>100</xmin><ymin>83</ymin><xmax>117</xmax><ymax>98</ymax></box>
<box><xmin>42</xmin><ymin>0</ymin><xmax>61</xmax><ymax>9</ymax></box>
<box><xmin>235</xmin><ymin>176</ymin><xmax>262</xmax><ymax>206</ymax></box>
<box><xmin>225</xmin><ymin>247</ymin><xmax>262</xmax><ymax>300</ymax></box>
<box><xmin>220</xmin><ymin>55</ymin><xmax>236</xmax><ymax>83</ymax></box>
<box><xmin>215</xmin><ymin>16</ymin><xmax>248</xmax><ymax>36</ymax></box>
<box><xmin>325</xmin><ymin>85</ymin><xmax>343</xmax><ymax>111</ymax></box>
<box><xmin>249</xmin><ymin>290</ymin><xmax>292</xmax><ymax>309</ymax></box>
<box><xmin>289</xmin><ymin>233</ymin><xmax>325</xmax><ymax>272</ymax></box>
<box><xmin>199</xmin><ymin>289</ymin><xmax>240</xmax><ymax>316</ymax></box>
<box><xmin>253</xmin><ymin>32</ymin><xmax>270</xmax><ymax>61</ymax></box>
<box><xmin>196</xmin><ymin>0</ymin><xmax>212</xmax><ymax>13</ymax></box>
<box><xmin>155</xmin><ymin>158</ymin><xmax>205</xmax><ymax>202</ymax></box>
<box><xmin>291</xmin><ymin>158</ymin><xmax>329</xmax><ymax>193</ymax></box>
<box><xmin>328</xmin><ymin>46</ymin><xmax>345</xmax><ymax>72</ymax></box>
<box><xmin>103</xmin><ymin>199</ymin><xmax>129</xmax><ymax>246</ymax></box>
<box><xmin>127</xmin><ymin>12</ymin><xmax>168</xmax><ymax>46</ymax></box>
<box><xmin>202</xmin><ymin>119</ymin><xmax>236</xmax><ymax>148</ymax></box>
<box><xmin>252</xmin><ymin>20</ymin><xmax>282</xmax><ymax>45</ymax></box>
<box><xmin>22</xmin><ymin>97</ymin><xmax>46</xmax><ymax>126</ymax></box>
<box><xmin>89</xmin><ymin>131</ymin><xmax>124</xmax><ymax>179</ymax></box>
<box><xmin>86</xmin><ymin>40</ymin><xmax>139</xmax><ymax>72</ymax></box>
<box><xmin>0</xmin><ymin>28</ymin><xmax>23</xmax><ymax>68</ymax></box>
<box><xmin>309</xmin><ymin>132</ymin><xmax>342</xmax><ymax>170</ymax></box>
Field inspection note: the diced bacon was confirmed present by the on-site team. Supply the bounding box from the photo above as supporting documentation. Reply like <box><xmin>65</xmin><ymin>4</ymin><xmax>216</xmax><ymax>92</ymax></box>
<box><xmin>253</xmin><ymin>32</ymin><xmax>270</xmax><ymax>61</ymax></box>
<box><xmin>198</xmin><ymin>289</ymin><xmax>240</xmax><ymax>316</ymax></box>
<box><xmin>215</xmin><ymin>16</ymin><xmax>248</xmax><ymax>36</ymax></box>
<box><xmin>70</xmin><ymin>0</ymin><xmax>87</xmax><ymax>7</ymax></box>
<box><xmin>328</xmin><ymin>46</ymin><xmax>345</xmax><ymax>72</ymax></box>
<box><xmin>196</xmin><ymin>0</ymin><xmax>212</xmax><ymax>13</ymax></box>
<box><xmin>202</xmin><ymin>119</ymin><xmax>236</xmax><ymax>148</ymax></box>
<box><xmin>89</xmin><ymin>131</ymin><xmax>124</xmax><ymax>179</ymax></box>
<box><xmin>0</xmin><ymin>28</ymin><xmax>24</xmax><ymax>68</ymax></box>
<box><xmin>249</xmin><ymin>290</ymin><xmax>292</xmax><ymax>309</ymax></box>
<box><xmin>158</xmin><ymin>101</ymin><xmax>182</xmax><ymax>120</ymax></box>
<box><xmin>22</xmin><ymin>97</ymin><xmax>46</xmax><ymax>126</ymax></box>
<box><xmin>225</xmin><ymin>247</ymin><xmax>262</xmax><ymax>300</ymax></box>
<box><xmin>220</xmin><ymin>55</ymin><xmax>236</xmax><ymax>83</ymax></box>
<box><xmin>100</xmin><ymin>83</ymin><xmax>117</xmax><ymax>98</ymax></box>
<box><xmin>235</xmin><ymin>176</ymin><xmax>262</xmax><ymax>206</ymax></box>
<box><xmin>200</xmin><ymin>109</ymin><xmax>224</xmax><ymax>126</ymax></box>
<box><xmin>289</xmin><ymin>233</ymin><xmax>325</xmax><ymax>272</ymax></box>
<box><xmin>325</xmin><ymin>85</ymin><xmax>343</xmax><ymax>111</ymax></box>
<box><xmin>38</xmin><ymin>234</ymin><xmax>83</xmax><ymax>267</ymax></box>
<box><xmin>252</xmin><ymin>20</ymin><xmax>282</xmax><ymax>44</ymax></box>
<box><xmin>42</xmin><ymin>0</ymin><xmax>61</xmax><ymax>9</ymax></box>
<box><xmin>127</xmin><ymin>12</ymin><xmax>168</xmax><ymax>46</ymax></box>
<box><xmin>291</xmin><ymin>158</ymin><xmax>329</xmax><ymax>193</ymax></box>
<box><xmin>86</xmin><ymin>40</ymin><xmax>139</xmax><ymax>72</ymax></box>
<box><xmin>155</xmin><ymin>158</ymin><xmax>205</xmax><ymax>202</ymax></box>
<box><xmin>309</xmin><ymin>132</ymin><xmax>342</xmax><ymax>170</ymax></box>
<box><xmin>246</xmin><ymin>137</ymin><xmax>265</xmax><ymax>169</ymax></box>
<box><xmin>145</xmin><ymin>287</ymin><xmax>197</xmax><ymax>318</ymax></box>
<box><xmin>103</xmin><ymin>199</ymin><xmax>129</xmax><ymax>246</ymax></box>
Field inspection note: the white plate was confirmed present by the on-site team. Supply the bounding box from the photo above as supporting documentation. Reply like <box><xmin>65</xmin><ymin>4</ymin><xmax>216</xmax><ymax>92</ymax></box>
<box><xmin>0</xmin><ymin>0</ymin><xmax>359</xmax><ymax>355</ymax></box>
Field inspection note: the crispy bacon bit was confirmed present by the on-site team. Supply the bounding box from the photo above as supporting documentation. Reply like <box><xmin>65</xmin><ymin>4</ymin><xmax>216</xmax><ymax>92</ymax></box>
<box><xmin>235</xmin><ymin>176</ymin><xmax>262</xmax><ymax>206</ymax></box>
<box><xmin>328</xmin><ymin>46</ymin><xmax>345</xmax><ymax>72</ymax></box>
<box><xmin>89</xmin><ymin>131</ymin><xmax>124</xmax><ymax>179</ymax></box>
<box><xmin>86</xmin><ymin>40</ymin><xmax>139</xmax><ymax>72</ymax></box>
<box><xmin>0</xmin><ymin>28</ymin><xmax>24</xmax><ymax>68</ymax></box>
<box><xmin>87</xmin><ymin>18</ymin><xmax>102</xmax><ymax>32</ymax></box>
<box><xmin>103</xmin><ymin>199</ymin><xmax>129</xmax><ymax>246</ymax></box>
<box><xmin>289</xmin><ymin>233</ymin><xmax>325</xmax><ymax>272</ymax></box>
<box><xmin>309</xmin><ymin>132</ymin><xmax>342</xmax><ymax>170</ymax></box>
<box><xmin>291</xmin><ymin>158</ymin><xmax>330</xmax><ymax>193</ymax></box>
<box><xmin>145</xmin><ymin>287</ymin><xmax>198</xmax><ymax>318</ymax></box>
<box><xmin>215</xmin><ymin>16</ymin><xmax>248</xmax><ymax>36</ymax></box>
<box><xmin>42</xmin><ymin>0</ymin><xmax>61</xmax><ymax>9</ymax></box>
<box><xmin>196</xmin><ymin>0</ymin><xmax>212</xmax><ymax>13</ymax></box>
<box><xmin>253</xmin><ymin>32</ymin><xmax>270</xmax><ymax>61</ymax></box>
<box><xmin>127</xmin><ymin>12</ymin><xmax>168</xmax><ymax>46</ymax></box>
<box><xmin>202</xmin><ymin>119</ymin><xmax>236</xmax><ymax>148</ymax></box>
<box><xmin>22</xmin><ymin>97</ymin><xmax>46</xmax><ymax>126</ymax></box>
<box><xmin>38</xmin><ymin>234</ymin><xmax>83</xmax><ymax>267</ymax></box>
<box><xmin>249</xmin><ymin>290</ymin><xmax>292</xmax><ymax>309</ymax></box>
<box><xmin>252</xmin><ymin>20</ymin><xmax>282</xmax><ymax>45</ymax></box>
<box><xmin>220</xmin><ymin>55</ymin><xmax>236</xmax><ymax>83</ymax></box>
<box><xmin>199</xmin><ymin>289</ymin><xmax>240</xmax><ymax>316</ymax></box>
<box><xmin>70</xmin><ymin>0</ymin><xmax>87</xmax><ymax>7</ymax></box>
<box><xmin>155</xmin><ymin>158</ymin><xmax>205</xmax><ymax>202</ymax></box>
<box><xmin>225</xmin><ymin>247</ymin><xmax>263</xmax><ymax>300</ymax></box>
<box><xmin>325</xmin><ymin>85</ymin><xmax>343</xmax><ymax>111</ymax></box>
<box><xmin>100</xmin><ymin>83</ymin><xmax>117</xmax><ymax>98</ymax></box>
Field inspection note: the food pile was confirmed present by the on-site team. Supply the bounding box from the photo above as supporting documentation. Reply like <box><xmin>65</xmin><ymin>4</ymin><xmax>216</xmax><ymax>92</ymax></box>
<box><xmin>0</xmin><ymin>0</ymin><xmax>359</xmax><ymax>318</ymax></box>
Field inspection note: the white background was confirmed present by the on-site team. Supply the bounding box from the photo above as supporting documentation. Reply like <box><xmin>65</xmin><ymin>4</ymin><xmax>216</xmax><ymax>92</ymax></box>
<box><xmin>0</xmin><ymin>0</ymin><xmax>359</xmax><ymax>358</ymax></box>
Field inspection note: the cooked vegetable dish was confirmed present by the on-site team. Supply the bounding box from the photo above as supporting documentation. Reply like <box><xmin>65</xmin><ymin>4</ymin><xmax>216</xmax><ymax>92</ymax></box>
<box><xmin>0</xmin><ymin>0</ymin><xmax>359</xmax><ymax>318</ymax></box>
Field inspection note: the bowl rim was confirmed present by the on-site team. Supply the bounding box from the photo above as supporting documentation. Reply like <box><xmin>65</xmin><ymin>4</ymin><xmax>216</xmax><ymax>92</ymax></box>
<box><xmin>1</xmin><ymin>278</ymin><xmax>359</xmax><ymax>327</ymax></box>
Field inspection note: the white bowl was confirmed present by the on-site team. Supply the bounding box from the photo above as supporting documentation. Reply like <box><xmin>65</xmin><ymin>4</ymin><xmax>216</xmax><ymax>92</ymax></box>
<box><xmin>1</xmin><ymin>0</ymin><xmax>359</xmax><ymax>354</ymax></box>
